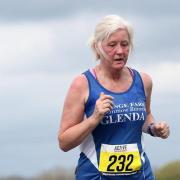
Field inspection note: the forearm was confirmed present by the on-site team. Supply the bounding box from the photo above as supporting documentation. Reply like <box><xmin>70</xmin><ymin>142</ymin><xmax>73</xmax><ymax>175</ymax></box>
<box><xmin>59</xmin><ymin>115</ymin><xmax>100</xmax><ymax>152</ymax></box>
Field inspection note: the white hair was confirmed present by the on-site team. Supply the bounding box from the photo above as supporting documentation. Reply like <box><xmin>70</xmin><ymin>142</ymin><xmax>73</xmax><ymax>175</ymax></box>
<box><xmin>88</xmin><ymin>15</ymin><xmax>134</xmax><ymax>60</ymax></box>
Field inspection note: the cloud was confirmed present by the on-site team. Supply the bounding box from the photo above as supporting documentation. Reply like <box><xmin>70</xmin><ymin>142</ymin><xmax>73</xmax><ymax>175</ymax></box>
<box><xmin>148</xmin><ymin>62</ymin><xmax>180</xmax><ymax>94</ymax></box>
<box><xmin>0</xmin><ymin>14</ymin><xmax>99</xmax><ymax>75</ymax></box>
<box><xmin>133</xmin><ymin>62</ymin><xmax>180</xmax><ymax>94</ymax></box>
<box><xmin>0</xmin><ymin>12</ymin><xmax>179</xmax><ymax>77</ymax></box>
<box><xmin>0</xmin><ymin>0</ymin><xmax>179</xmax><ymax>22</ymax></box>
<box><xmin>131</xmin><ymin>16</ymin><xmax>180</xmax><ymax>64</ymax></box>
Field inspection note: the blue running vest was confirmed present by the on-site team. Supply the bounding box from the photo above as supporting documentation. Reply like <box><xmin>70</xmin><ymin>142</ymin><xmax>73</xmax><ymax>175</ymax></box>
<box><xmin>75</xmin><ymin>69</ymin><xmax>155</xmax><ymax>180</ymax></box>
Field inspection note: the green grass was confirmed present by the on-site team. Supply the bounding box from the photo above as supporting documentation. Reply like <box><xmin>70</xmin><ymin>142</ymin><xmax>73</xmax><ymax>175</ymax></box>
<box><xmin>155</xmin><ymin>161</ymin><xmax>180</xmax><ymax>180</ymax></box>
<box><xmin>1</xmin><ymin>160</ymin><xmax>180</xmax><ymax>180</ymax></box>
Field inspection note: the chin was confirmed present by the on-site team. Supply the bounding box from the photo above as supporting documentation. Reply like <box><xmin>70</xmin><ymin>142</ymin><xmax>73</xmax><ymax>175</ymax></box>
<box><xmin>111</xmin><ymin>67</ymin><xmax>123</xmax><ymax>72</ymax></box>
<box><xmin>112</xmin><ymin>64</ymin><xmax>125</xmax><ymax>70</ymax></box>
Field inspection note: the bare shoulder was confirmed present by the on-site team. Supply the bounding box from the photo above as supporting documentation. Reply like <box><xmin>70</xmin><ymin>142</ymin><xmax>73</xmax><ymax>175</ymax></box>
<box><xmin>139</xmin><ymin>72</ymin><xmax>153</xmax><ymax>96</ymax></box>
<box><xmin>140</xmin><ymin>72</ymin><xmax>153</xmax><ymax>86</ymax></box>
<box><xmin>70</xmin><ymin>74</ymin><xmax>88</xmax><ymax>90</ymax></box>
<box><xmin>67</xmin><ymin>73</ymin><xmax>89</xmax><ymax>104</ymax></box>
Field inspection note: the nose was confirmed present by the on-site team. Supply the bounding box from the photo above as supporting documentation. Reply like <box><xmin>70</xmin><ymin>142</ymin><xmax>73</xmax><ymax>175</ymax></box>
<box><xmin>115</xmin><ymin>44</ymin><xmax>123</xmax><ymax>54</ymax></box>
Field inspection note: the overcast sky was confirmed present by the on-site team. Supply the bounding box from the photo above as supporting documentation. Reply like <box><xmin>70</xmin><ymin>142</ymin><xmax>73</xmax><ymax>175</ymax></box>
<box><xmin>0</xmin><ymin>0</ymin><xmax>180</xmax><ymax>177</ymax></box>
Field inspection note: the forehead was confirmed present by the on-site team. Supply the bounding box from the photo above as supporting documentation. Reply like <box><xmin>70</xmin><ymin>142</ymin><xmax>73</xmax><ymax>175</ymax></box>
<box><xmin>107</xmin><ymin>29</ymin><xmax>129</xmax><ymax>42</ymax></box>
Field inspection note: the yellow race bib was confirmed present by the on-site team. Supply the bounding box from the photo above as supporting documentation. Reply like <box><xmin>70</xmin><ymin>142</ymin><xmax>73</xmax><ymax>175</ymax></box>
<box><xmin>99</xmin><ymin>143</ymin><xmax>142</xmax><ymax>174</ymax></box>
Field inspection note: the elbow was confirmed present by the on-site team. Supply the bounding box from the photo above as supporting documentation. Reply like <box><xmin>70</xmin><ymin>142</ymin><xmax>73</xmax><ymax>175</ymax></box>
<box><xmin>59</xmin><ymin>143</ymin><xmax>70</xmax><ymax>152</ymax></box>
<box><xmin>59</xmin><ymin>146</ymin><xmax>69</xmax><ymax>152</ymax></box>
<box><xmin>58</xmin><ymin>135</ymin><xmax>71</xmax><ymax>152</ymax></box>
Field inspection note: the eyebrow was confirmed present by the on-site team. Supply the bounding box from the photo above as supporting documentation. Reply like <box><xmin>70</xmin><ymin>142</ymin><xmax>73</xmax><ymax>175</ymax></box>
<box><xmin>108</xmin><ymin>41</ymin><xmax>116</xmax><ymax>44</ymax></box>
<box><xmin>108</xmin><ymin>40</ymin><xmax>129</xmax><ymax>44</ymax></box>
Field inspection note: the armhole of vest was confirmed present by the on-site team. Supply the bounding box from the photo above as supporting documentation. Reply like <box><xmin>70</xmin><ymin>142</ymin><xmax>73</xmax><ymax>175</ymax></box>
<box><xmin>82</xmin><ymin>70</ymin><xmax>91</xmax><ymax>108</ymax></box>
<box><xmin>133</xmin><ymin>69</ymin><xmax>146</xmax><ymax>100</ymax></box>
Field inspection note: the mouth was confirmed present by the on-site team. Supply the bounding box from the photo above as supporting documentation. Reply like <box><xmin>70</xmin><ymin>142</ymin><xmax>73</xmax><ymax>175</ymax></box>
<box><xmin>114</xmin><ymin>58</ymin><xmax>124</xmax><ymax>61</ymax></box>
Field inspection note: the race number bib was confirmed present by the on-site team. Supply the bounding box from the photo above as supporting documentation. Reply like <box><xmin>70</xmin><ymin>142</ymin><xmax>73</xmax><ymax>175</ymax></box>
<box><xmin>99</xmin><ymin>143</ymin><xmax>142</xmax><ymax>174</ymax></box>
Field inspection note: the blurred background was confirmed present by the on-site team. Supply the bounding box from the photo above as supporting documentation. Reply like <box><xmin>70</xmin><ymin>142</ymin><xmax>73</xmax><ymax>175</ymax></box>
<box><xmin>0</xmin><ymin>0</ymin><xmax>180</xmax><ymax>179</ymax></box>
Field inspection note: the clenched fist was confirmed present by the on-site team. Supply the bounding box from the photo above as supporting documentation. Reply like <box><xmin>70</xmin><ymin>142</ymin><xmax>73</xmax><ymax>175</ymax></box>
<box><xmin>92</xmin><ymin>92</ymin><xmax>114</xmax><ymax>122</ymax></box>
<box><xmin>152</xmin><ymin>122</ymin><xmax>170</xmax><ymax>139</ymax></box>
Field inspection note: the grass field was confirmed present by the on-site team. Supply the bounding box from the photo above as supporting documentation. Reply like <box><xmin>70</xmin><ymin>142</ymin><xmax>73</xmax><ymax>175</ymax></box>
<box><xmin>1</xmin><ymin>160</ymin><xmax>180</xmax><ymax>180</ymax></box>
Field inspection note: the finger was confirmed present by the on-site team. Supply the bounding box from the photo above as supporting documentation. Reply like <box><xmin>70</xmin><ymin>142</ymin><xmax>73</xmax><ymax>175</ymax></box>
<box><xmin>96</xmin><ymin>99</ymin><xmax>114</xmax><ymax>109</ymax></box>
<box><xmin>158</xmin><ymin>128</ymin><xmax>167</xmax><ymax>134</ymax></box>
<box><xmin>154</xmin><ymin>123</ymin><xmax>164</xmax><ymax>131</ymax></box>
<box><xmin>161</xmin><ymin>124</ymin><xmax>170</xmax><ymax>134</ymax></box>
<box><xmin>103</xmin><ymin>107</ymin><xmax>113</xmax><ymax>114</ymax></box>
<box><xmin>159</xmin><ymin>122</ymin><xmax>169</xmax><ymax>132</ymax></box>
<box><xmin>100</xmin><ymin>92</ymin><xmax>105</xmax><ymax>98</ymax></box>
<box><xmin>102</xmin><ymin>103</ymin><xmax>114</xmax><ymax>110</ymax></box>
<box><xmin>99</xmin><ymin>92</ymin><xmax>114</xmax><ymax>100</ymax></box>
<box><xmin>163</xmin><ymin>125</ymin><xmax>170</xmax><ymax>135</ymax></box>
<box><xmin>161</xmin><ymin>131</ymin><xmax>169</xmax><ymax>139</ymax></box>
<box><xmin>101</xmin><ymin>95</ymin><xmax>114</xmax><ymax>101</ymax></box>
<box><xmin>102</xmin><ymin>99</ymin><xmax>114</xmax><ymax>107</ymax></box>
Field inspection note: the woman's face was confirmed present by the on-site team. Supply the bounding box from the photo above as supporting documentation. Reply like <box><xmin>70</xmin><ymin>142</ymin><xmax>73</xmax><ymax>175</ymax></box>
<box><xmin>101</xmin><ymin>29</ymin><xmax>130</xmax><ymax>69</ymax></box>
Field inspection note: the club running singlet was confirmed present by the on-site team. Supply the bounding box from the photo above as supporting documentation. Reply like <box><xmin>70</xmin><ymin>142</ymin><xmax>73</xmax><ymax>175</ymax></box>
<box><xmin>75</xmin><ymin>68</ymin><xmax>155</xmax><ymax>180</ymax></box>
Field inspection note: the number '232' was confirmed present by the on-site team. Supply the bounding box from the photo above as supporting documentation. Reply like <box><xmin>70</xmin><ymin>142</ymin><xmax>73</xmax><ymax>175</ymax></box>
<box><xmin>107</xmin><ymin>154</ymin><xmax>134</xmax><ymax>172</ymax></box>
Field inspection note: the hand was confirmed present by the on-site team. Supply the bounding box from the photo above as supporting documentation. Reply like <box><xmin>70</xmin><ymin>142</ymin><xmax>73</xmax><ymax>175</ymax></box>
<box><xmin>92</xmin><ymin>92</ymin><xmax>114</xmax><ymax>122</ymax></box>
<box><xmin>153</xmin><ymin>122</ymin><xmax>170</xmax><ymax>139</ymax></box>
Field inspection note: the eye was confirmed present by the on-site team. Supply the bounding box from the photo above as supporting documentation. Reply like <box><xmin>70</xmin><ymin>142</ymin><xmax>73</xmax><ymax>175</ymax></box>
<box><xmin>108</xmin><ymin>43</ymin><xmax>116</xmax><ymax>47</ymax></box>
<box><xmin>121</xmin><ymin>41</ymin><xmax>129</xmax><ymax>47</ymax></box>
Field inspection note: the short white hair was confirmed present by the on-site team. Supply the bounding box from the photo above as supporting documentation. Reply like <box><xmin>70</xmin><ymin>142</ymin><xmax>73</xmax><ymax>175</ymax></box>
<box><xmin>88</xmin><ymin>15</ymin><xmax>134</xmax><ymax>60</ymax></box>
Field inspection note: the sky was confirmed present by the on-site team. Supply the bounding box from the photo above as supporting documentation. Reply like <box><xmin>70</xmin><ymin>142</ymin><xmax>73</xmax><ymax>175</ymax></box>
<box><xmin>0</xmin><ymin>0</ymin><xmax>180</xmax><ymax>177</ymax></box>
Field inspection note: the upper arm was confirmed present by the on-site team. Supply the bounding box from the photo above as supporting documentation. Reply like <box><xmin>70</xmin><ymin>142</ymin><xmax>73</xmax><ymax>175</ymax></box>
<box><xmin>140</xmin><ymin>72</ymin><xmax>153</xmax><ymax>114</ymax></box>
<box><xmin>59</xmin><ymin>74</ymin><xmax>89</xmax><ymax>134</ymax></box>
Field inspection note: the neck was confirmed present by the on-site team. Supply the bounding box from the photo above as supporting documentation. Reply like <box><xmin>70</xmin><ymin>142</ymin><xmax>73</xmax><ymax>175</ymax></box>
<box><xmin>95</xmin><ymin>64</ymin><xmax>126</xmax><ymax>81</ymax></box>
